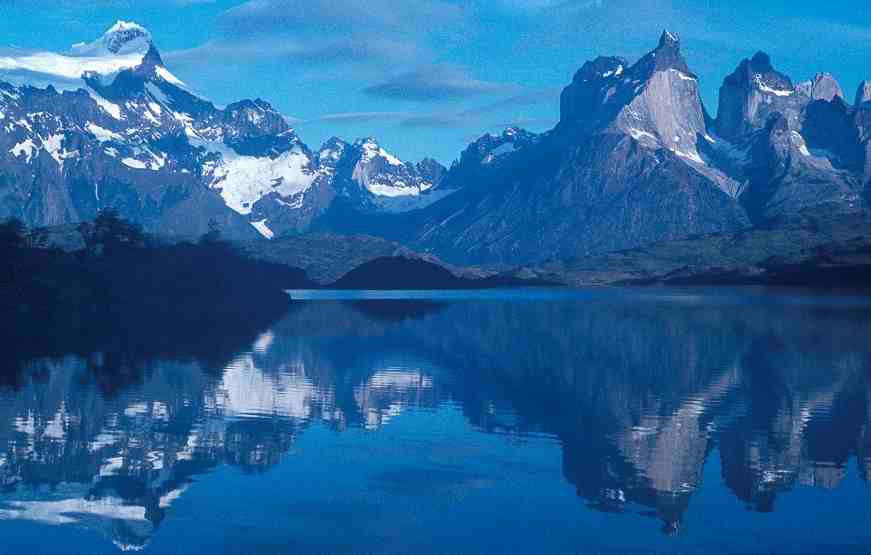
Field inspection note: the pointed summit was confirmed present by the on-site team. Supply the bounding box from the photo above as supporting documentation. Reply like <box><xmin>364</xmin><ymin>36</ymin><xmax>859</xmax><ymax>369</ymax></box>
<box><xmin>749</xmin><ymin>51</ymin><xmax>774</xmax><ymax>73</ymax></box>
<box><xmin>102</xmin><ymin>21</ymin><xmax>152</xmax><ymax>55</ymax></box>
<box><xmin>715</xmin><ymin>51</ymin><xmax>801</xmax><ymax>139</ymax></box>
<box><xmin>559</xmin><ymin>31</ymin><xmax>705</xmax><ymax>149</ymax></box>
<box><xmin>809</xmin><ymin>73</ymin><xmax>844</xmax><ymax>102</ymax></box>
<box><xmin>856</xmin><ymin>81</ymin><xmax>871</xmax><ymax>142</ymax></box>
<box><xmin>658</xmin><ymin>29</ymin><xmax>680</xmax><ymax>50</ymax></box>
<box><xmin>856</xmin><ymin>81</ymin><xmax>871</xmax><ymax>107</ymax></box>
<box><xmin>634</xmin><ymin>29</ymin><xmax>692</xmax><ymax>76</ymax></box>
<box><xmin>71</xmin><ymin>20</ymin><xmax>154</xmax><ymax>57</ymax></box>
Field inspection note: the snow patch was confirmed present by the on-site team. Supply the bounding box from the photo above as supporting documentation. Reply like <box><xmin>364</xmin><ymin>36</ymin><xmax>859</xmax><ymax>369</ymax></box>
<box><xmin>10</xmin><ymin>139</ymin><xmax>36</xmax><ymax>163</ymax></box>
<box><xmin>754</xmin><ymin>75</ymin><xmax>793</xmax><ymax>97</ymax></box>
<box><xmin>86</xmin><ymin>122</ymin><xmax>122</xmax><ymax>142</ymax></box>
<box><xmin>364</xmin><ymin>181</ymin><xmax>419</xmax><ymax>197</ymax></box>
<box><xmin>43</xmin><ymin>134</ymin><xmax>75</xmax><ymax>167</ymax></box>
<box><xmin>251</xmin><ymin>219</ymin><xmax>274</xmax><ymax>239</ymax></box>
<box><xmin>200</xmin><ymin>140</ymin><xmax>316</xmax><ymax>215</ymax></box>
<box><xmin>122</xmin><ymin>157</ymin><xmax>147</xmax><ymax>169</ymax></box>
<box><xmin>86</xmin><ymin>88</ymin><xmax>122</xmax><ymax>120</ymax></box>
<box><xmin>673</xmin><ymin>148</ymin><xmax>705</xmax><ymax>165</ymax></box>
<box><xmin>155</xmin><ymin>66</ymin><xmax>185</xmax><ymax>87</ymax></box>
<box><xmin>671</xmin><ymin>69</ymin><xmax>696</xmax><ymax>81</ymax></box>
<box><xmin>628</xmin><ymin>128</ymin><xmax>658</xmax><ymax>143</ymax></box>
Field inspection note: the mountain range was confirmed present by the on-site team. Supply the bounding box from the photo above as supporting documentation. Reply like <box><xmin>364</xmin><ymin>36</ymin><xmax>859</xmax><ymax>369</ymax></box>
<box><xmin>1</xmin><ymin>23</ymin><xmax>870</xmax><ymax>272</ymax></box>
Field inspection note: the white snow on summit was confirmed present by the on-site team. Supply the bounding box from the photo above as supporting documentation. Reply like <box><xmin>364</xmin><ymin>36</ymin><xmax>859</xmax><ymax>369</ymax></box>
<box><xmin>351</xmin><ymin>138</ymin><xmax>428</xmax><ymax>198</ymax></box>
<box><xmin>358</xmin><ymin>138</ymin><xmax>402</xmax><ymax>166</ymax></box>
<box><xmin>0</xmin><ymin>21</ymin><xmax>160</xmax><ymax>90</ymax></box>
<box><xmin>71</xmin><ymin>20</ymin><xmax>153</xmax><ymax>57</ymax></box>
<box><xmin>0</xmin><ymin>51</ymin><xmax>146</xmax><ymax>83</ymax></box>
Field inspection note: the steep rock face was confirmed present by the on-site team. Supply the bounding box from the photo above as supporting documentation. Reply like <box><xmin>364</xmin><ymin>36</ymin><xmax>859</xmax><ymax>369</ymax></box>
<box><xmin>454</xmin><ymin>127</ymin><xmax>541</xmax><ymax>170</ymax></box>
<box><xmin>856</xmin><ymin>81</ymin><xmax>871</xmax><ymax>192</ymax></box>
<box><xmin>802</xmin><ymin>72</ymin><xmax>845</xmax><ymax>102</ymax></box>
<box><xmin>711</xmin><ymin>54</ymin><xmax>866</xmax><ymax>223</ymax></box>
<box><xmin>317</xmin><ymin>137</ymin><xmax>447</xmax><ymax>214</ymax></box>
<box><xmin>801</xmin><ymin>94</ymin><xmax>862</xmax><ymax>171</ymax></box>
<box><xmin>715</xmin><ymin>52</ymin><xmax>805</xmax><ymax>140</ymax></box>
<box><xmin>856</xmin><ymin>80</ymin><xmax>871</xmax><ymax>128</ymax></box>
<box><xmin>559</xmin><ymin>32</ymin><xmax>707</xmax><ymax>161</ymax></box>
<box><xmin>740</xmin><ymin>114</ymin><xmax>861</xmax><ymax>222</ymax></box>
<box><xmin>0</xmin><ymin>69</ymin><xmax>259</xmax><ymax>238</ymax></box>
<box><xmin>399</xmin><ymin>31</ymin><xmax>750</xmax><ymax>265</ymax></box>
<box><xmin>429</xmin><ymin>127</ymin><xmax>542</xmax><ymax>198</ymax></box>
<box><xmin>395</xmin><ymin>33</ymin><xmax>871</xmax><ymax>265</ymax></box>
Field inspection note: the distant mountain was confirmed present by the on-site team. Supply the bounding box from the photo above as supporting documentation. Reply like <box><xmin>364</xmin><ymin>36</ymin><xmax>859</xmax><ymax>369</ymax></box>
<box><xmin>712</xmin><ymin>53</ymin><xmax>865</xmax><ymax>223</ymax></box>
<box><xmin>309</xmin><ymin>32</ymin><xmax>871</xmax><ymax>266</ymax></box>
<box><xmin>2</xmin><ymin>25</ymin><xmax>869</xmax><ymax>269</ymax></box>
<box><xmin>383</xmin><ymin>31</ymin><xmax>755</xmax><ymax>264</ymax></box>
<box><xmin>0</xmin><ymin>21</ymin><xmax>444</xmax><ymax>240</ymax></box>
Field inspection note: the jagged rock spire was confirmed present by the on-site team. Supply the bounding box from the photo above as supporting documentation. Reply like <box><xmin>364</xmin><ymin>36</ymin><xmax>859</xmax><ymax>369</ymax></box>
<box><xmin>633</xmin><ymin>29</ymin><xmax>693</xmax><ymax>76</ymax></box>
<box><xmin>857</xmin><ymin>81</ymin><xmax>871</xmax><ymax>107</ymax></box>
<box><xmin>855</xmin><ymin>81</ymin><xmax>871</xmax><ymax>142</ymax></box>
<box><xmin>659</xmin><ymin>29</ymin><xmax>680</xmax><ymax>49</ymax></box>
<box><xmin>749</xmin><ymin>51</ymin><xmax>774</xmax><ymax>73</ymax></box>
<box><xmin>809</xmin><ymin>73</ymin><xmax>844</xmax><ymax>102</ymax></box>
<box><xmin>559</xmin><ymin>30</ymin><xmax>702</xmax><ymax>135</ymax></box>
<box><xmin>715</xmin><ymin>50</ymin><xmax>801</xmax><ymax>139</ymax></box>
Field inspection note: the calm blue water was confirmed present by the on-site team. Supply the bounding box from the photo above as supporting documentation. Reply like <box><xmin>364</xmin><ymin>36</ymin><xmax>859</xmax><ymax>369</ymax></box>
<box><xmin>2</xmin><ymin>288</ymin><xmax>871</xmax><ymax>553</ymax></box>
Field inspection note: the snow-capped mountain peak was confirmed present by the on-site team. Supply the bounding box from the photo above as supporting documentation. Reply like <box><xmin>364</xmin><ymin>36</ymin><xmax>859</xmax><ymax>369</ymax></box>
<box><xmin>457</xmin><ymin>127</ymin><xmax>540</xmax><ymax>168</ymax></box>
<box><xmin>0</xmin><ymin>21</ymin><xmax>166</xmax><ymax>92</ymax></box>
<box><xmin>351</xmin><ymin>138</ymin><xmax>421</xmax><ymax>197</ymax></box>
<box><xmin>356</xmin><ymin>137</ymin><xmax>403</xmax><ymax>167</ymax></box>
<box><xmin>72</xmin><ymin>21</ymin><xmax>153</xmax><ymax>57</ymax></box>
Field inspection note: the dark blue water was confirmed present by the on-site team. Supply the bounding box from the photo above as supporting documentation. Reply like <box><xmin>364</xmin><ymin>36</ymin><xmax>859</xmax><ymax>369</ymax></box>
<box><xmin>2</xmin><ymin>288</ymin><xmax>871</xmax><ymax>553</ymax></box>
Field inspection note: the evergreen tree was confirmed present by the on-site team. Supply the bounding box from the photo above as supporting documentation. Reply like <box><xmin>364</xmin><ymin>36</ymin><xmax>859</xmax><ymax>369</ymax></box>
<box><xmin>81</xmin><ymin>209</ymin><xmax>144</xmax><ymax>253</ymax></box>
<box><xmin>0</xmin><ymin>217</ymin><xmax>26</xmax><ymax>252</ymax></box>
<box><xmin>0</xmin><ymin>218</ymin><xmax>26</xmax><ymax>287</ymax></box>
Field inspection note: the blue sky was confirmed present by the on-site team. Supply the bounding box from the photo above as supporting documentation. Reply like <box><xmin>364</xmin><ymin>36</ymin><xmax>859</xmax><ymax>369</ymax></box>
<box><xmin>1</xmin><ymin>0</ymin><xmax>870</xmax><ymax>163</ymax></box>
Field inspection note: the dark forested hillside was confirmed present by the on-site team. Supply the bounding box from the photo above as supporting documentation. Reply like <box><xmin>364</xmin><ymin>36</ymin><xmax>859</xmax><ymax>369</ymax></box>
<box><xmin>0</xmin><ymin>212</ymin><xmax>312</xmax><ymax>368</ymax></box>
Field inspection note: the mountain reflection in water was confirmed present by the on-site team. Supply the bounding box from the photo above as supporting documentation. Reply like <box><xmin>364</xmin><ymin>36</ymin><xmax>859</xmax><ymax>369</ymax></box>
<box><xmin>1</xmin><ymin>289</ymin><xmax>871</xmax><ymax>553</ymax></box>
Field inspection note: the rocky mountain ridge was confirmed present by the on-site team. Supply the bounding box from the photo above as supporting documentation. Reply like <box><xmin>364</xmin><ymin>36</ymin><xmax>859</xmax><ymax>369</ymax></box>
<box><xmin>1</xmin><ymin>25</ymin><xmax>870</xmax><ymax>267</ymax></box>
<box><xmin>0</xmin><ymin>22</ymin><xmax>445</xmax><ymax>240</ymax></box>
<box><xmin>384</xmin><ymin>30</ymin><xmax>871</xmax><ymax>264</ymax></box>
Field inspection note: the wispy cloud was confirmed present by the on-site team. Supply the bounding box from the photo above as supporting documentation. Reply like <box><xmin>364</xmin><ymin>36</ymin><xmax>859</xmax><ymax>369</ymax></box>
<box><xmin>218</xmin><ymin>0</ymin><xmax>464</xmax><ymax>37</ymax></box>
<box><xmin>300</xmin><ymin>111</ymin><xmax>416</xmax><ymax>124</ymax></box>
<box><xmin>396</xmin><ymin>87</ymin><xmax>561</xmax><ymax>128</ymax></box>
<box><xmin>363</xmin><ymin>65</ymin><xmax>516</xmax><ymax>101</ymax></box>
<box><xmin>165</xmin><ymin>0</ymin><xmax>470</xmax><ymax>82</ymax></box>
<box><xmin>166</xmin><ymin>36</ymin><xmax>423</xmax><ymax>68</ymax></box>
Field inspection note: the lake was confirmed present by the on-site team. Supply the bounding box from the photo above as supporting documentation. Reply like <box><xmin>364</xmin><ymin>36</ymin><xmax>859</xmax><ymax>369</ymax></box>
<box><xmin>1</xmin><ymin>288</ymin><xmax>871</xmax><ymax>553</ymax></box>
